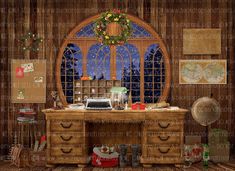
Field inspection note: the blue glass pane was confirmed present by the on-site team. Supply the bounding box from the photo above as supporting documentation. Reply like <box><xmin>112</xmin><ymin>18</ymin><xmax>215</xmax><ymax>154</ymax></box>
<box><xmin>66</xmin><ymin>90</ymin><xmax>73</xmax><ymax>96</ymax></box>
<box><xmin>132</xmin><ymin>83</ymin><xmax>140</xmax><ymax>89</ymax></box>
<box><xmin>132</xmin><ymin>90</ymin><xmax>140</xmax><ymax>96</ymax></box>
<box><xmin>132</xmin><ymin>97</ymin><xmax>140</xmax><ymax>103</ymax></box>
<box><xmin>145</xmin><ymin>90</ymin><xmax>153</xmax><ymax>96</ymax></box>
<box><xmin>76</xmin><ymin>22</ymin><xmax>95</xmax><ymax>37</ymax></box>
<box><xmin>154</xmin><ymin>90</ymin><xmax>161</xmax><ymax>96</ymax></box>
<box><xmin>144</xmin><ymin>83</ymin><xmax>153</xmax><ymax>89</ymax></box>
<box><xmin>154</xmin><ymin>83</ymin><xmax>161</xmax><ymax>89</ymax></box>
<box><xmin>130</xmin><ymin>22</ymin><xmax>152</xmax><ymax>37</ymax></box>
<box><xmin>62</xmin><ymin>83</ymin><xmax>65</xmax><ymax>89</ymax></box>
<box><xmin>144</xmin><ymin>97</ymin><xmax>153</xmax><ymax>103</ymax></box>
<box><xmin>61</xmin><ymin>43</ymin><xmax>83</xmax><ymax>104</ymax></box>
<box><xmin>144</xmin><ymin>44</ymin><xmax>165</xmax><ymax>103</ymax></box>
<box><xmin>66</xmin><ymin>97</ymin><xmax>73</xmax><ymax>104</ymax></box>
<box><xmin>61</xmin><ymin>76</ymin><xmax>65</xmax><ymax>82</ymax></box>
<box><xmin>66</xmin><ymin>76</ymin><xmax>73</xmax><ymax>82</ymax></box>
<box><xmin>87</xmin><ymin>44</ymin><xmax>110</xmax><ymax>80</ymax></box>
<box><xmin>66</xmin><ymin>82</ymin><xmax>73</xmax><ymax>89</ymax></box>
<box><xmin>116</xmin><ymin>44</ymin><xmax>140</xmax><ymax>102</ymax></box>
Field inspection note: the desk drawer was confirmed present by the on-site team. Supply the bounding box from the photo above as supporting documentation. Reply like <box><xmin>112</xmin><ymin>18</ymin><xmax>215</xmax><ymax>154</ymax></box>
<box><xmin>51</xmin><ymin>147</ymin><xmax>83</xmax><ymax>157</ymax></box>
<box><xmin>51</xmin><ymin>133</ymin><xmax>83</xmax><ymax>145</ymax></box>
<box><xmin>147</xmin><ymin>132</ymin><xmax>181</xmax><ymax>144</ymax></box>
<box><xmin>51</xmin><ymin>120</ymin><xmax>83</xmax><ymax>132</ymax></box>
<box><xmin>147</xmin><ymin>120</ymin><xmax>182</xmax><ymax>132</ymax></box>
<box><xmin>147</xmin><ymin>146</ymin><xmax>181</xmax><ymax>157</ymax></box>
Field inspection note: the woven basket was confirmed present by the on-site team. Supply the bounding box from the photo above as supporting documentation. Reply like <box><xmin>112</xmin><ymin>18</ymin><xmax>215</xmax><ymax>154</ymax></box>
<box><xmin>106</xmin><ymin>22</ymin><xmax>121</xmax><ymax>36</ymax></box>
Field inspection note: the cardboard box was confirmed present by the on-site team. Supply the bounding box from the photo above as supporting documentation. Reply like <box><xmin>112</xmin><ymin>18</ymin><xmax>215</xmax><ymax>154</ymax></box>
<box><xmin>209</xmin><ymin>129</ymin><xmax>228</xmax><ymax>144</ymax></box>
<box><xmin>209</xmin><ymin>142</ymin><xmax>230</xmax><ymax>162</ymax></box>
<box><xmin>185</xmin><ymin>135</ymin><xmax>201</xmax><ymax>145</ymax></box>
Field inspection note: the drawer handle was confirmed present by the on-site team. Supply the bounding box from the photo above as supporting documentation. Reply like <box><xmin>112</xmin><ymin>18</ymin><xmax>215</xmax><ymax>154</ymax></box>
<box><xmin>60</xmin><ymin>122</ymin><xmax>72</xmax><ymax>129</ymax></box>
<box><xmin>158</xmin><ymin>135</ymin><xmax>170</xmax><ymax>141</ymax></box>
<box><xmin>60</xmin><ymin>136</ymin><xmax>73</xmax><ymax>141</ymax></box>
<box><xmin>158</xmin><ymin>148</ymin><xmax>170</xmax><ymax>154</ymax></box>
<box><xmin>61</xmin><ymin>148</ymin><xmax>72</xmax><ymax>154</ymax></box>
<box><xmin>158</xmin><ymin>123</ymin><xmax>170</xmax><ymax>129</ymax></box>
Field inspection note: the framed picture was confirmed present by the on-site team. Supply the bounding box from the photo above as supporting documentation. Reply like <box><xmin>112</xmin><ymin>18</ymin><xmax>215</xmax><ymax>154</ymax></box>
<box><xmin>179</xmin><ymin>60</ymin><xmax>227</xmax><ymax>84</ymax></box>
<box><xmin>183</xmin><ymin>29</ymin><xmax>221</xmax><ymax>55</ymax></box>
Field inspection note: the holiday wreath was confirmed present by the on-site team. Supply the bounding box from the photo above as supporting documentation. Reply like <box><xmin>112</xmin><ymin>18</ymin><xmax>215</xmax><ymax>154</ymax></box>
<box><xmin>19</xmin><ymin>32</ymin><xmax>43</xmax><ymax>52</ymax></box>
<box><xmin>94</xmin><ymin>10</ymin><xmax>132</xmax><ymax>45</ymax></box>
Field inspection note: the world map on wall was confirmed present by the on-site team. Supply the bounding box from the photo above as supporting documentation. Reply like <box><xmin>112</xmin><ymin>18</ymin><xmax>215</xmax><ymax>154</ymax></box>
<box><xmin>179</xmin><ymin>60</ymin><xmax>227</xmax><ymax>84</ymax></box>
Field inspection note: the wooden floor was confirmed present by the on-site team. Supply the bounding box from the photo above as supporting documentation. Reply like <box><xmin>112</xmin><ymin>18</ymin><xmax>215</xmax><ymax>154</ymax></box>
<box><xmin>1</xmin><ymin>161</ymin><xmax>235</xmax><ymax>171</ymax></box>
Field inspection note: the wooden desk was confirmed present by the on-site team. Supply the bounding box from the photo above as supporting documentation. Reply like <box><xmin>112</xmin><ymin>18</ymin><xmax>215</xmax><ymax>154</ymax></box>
<box><xmin>43</xmin><ymin>108</ymin><xmax>188</xmax><ymax>168</ymax></box>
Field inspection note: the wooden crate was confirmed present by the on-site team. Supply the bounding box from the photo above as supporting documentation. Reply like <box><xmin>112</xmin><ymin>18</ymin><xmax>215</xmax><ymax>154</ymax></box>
<box><xmin>29</xmin><ymin>150</ymin><xmax>46</xmax><ymax>167</ymax></box>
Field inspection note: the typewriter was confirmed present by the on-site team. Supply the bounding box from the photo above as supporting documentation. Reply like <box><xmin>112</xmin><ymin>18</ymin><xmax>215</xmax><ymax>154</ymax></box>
<box><xmin>85</xmin><ymin>98</ymin><xmax>112</xmax><ymax>110</ymax></box>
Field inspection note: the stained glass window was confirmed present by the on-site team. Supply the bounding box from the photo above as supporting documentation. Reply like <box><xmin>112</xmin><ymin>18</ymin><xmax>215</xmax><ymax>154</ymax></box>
<box><xmin>144</xmin><ymin>44</ymin><xmax>165</xmax><ymax>103</ymax></box>
<box><xmin>61</xmin><ymin>43</ymin><xmax>82</xmax><ymax>103</ymax></box>
<box><xmin>116</xmin><ymin>44</ymin><xmax>140</xmax><ymax>102</ymax></box>
<box><xmin>87</xmin><ymin>44</ymin><xmax>111</xmax><ymax>80</ymax></box>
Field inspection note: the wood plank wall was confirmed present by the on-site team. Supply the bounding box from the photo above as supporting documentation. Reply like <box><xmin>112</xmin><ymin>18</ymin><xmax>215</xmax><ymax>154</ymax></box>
<box><xmin>0</xmin><ymin>0</ymin><xmax>234</xmax><ymax>157</ymax></box>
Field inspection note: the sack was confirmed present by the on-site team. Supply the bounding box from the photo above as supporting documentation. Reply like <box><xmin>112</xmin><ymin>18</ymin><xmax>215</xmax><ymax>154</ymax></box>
<box><xmin>184</xmin><ymin>144</ymin><xmax>203</xmax><ymax>163</ymax></box>
<box><xmin>91</xmin><ymin>147</ymin><xmax>119</xmax><ymax>167</ymax></box>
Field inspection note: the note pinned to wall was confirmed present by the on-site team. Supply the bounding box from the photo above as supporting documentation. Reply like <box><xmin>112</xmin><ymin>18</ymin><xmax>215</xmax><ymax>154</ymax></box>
<box><xmin>183</xmin><ymin>29</ymin><xmax>221</xmax><ymax>55</ymax></box>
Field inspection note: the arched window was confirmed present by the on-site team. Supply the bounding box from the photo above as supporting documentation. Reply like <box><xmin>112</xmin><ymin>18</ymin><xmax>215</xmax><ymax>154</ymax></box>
<box><xmin>56</xmin><ymin>14</ymin><xmax>171</xmax><ymax>105</ymax></box>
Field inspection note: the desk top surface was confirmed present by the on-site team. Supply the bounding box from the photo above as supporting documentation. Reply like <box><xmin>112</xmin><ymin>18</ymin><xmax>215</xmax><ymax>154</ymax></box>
<box><xmin>43</xmin><ymin>107</ymin><xmax>188</xmax><ymax>121</ymax></box>
<box><xmin>42</xmin><ymin>108</ymin><xmax>188</xmax><ymax>113</ymax></box>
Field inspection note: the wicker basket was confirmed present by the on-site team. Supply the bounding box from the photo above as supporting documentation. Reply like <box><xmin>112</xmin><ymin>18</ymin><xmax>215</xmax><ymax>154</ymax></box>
<box><xmin>29</xmin><ymin>150</ymin><xmax>46</xmax><ymax>167</ymax></box>
<box><xmin>106</xmin><ymin>22</ymin><xmax>121</xmax><ymax>36</ymax></box>
<box><xmin>10</xmin><ymin>145</ymin><xmax>29</xmax><ymax>168</ymax></box>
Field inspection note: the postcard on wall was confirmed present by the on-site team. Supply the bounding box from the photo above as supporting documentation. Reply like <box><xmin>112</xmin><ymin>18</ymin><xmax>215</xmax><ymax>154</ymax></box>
<box><xmin>21</xmin><ymin>63</ymin><xmax>34</xmax><ymax>72</ymax></box>
<box><xmin>34</xmin><ymin>76</ymin><xmax>43</xmax><ymax>83</ymax></box>
<box><xmin>179</xmin><ymin>60</ymin><xmax>227</xmax><ymax>84</ymax></box>
<box><xmin>15</xmin><ymin>67</ymin><xmax>24</xmax><ymax>78</ymax></box>
<box><xmin>17</xmin><ymin>89</ymin><xmax>25</xmax><ymax>99</ymax></box>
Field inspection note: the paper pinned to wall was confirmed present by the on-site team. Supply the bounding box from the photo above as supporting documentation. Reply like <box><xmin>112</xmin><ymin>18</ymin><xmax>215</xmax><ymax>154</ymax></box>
<box><xmin>17</xmin><ymin>89</ymin><xmax>25</xmax><ymax>99</ymax></box>
<box><xmin>34</xmin><ymin>76</ymin><xmax>43</xmax><ymax>83</ymax></box>
<box><xmin>21</xmin><ymin>63</ymin><xmax>34</xmax><ymax>72</ymax></box>
<box><xmin>16</xmin><ymin>67</ymin><xmax>24</xmax><ymax>78</ymax></box>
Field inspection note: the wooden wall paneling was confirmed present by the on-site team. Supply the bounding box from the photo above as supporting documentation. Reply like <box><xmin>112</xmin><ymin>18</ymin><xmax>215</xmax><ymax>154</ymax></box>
<box><xmin>216</xmin><ymin>0</ymin><xmax>228</xmax><ymax>132</ymax></box>
<box><xmin>210</xmin><ymin>0</ymin><xmax>219</xmax><ymax>131</ymax></box>
<box><xmin>0</xmin><ymin>0</ymin><xmax>235</xmax><ymax>157</ymax></box>
<box><xmin>7</xmin><ymin>0</ymin><xmax>16</xmax><ymax>147</ymax></box>
<box><xmin>227</xmin><ymin>0</ymin><xmax>234</xmax><ymax>152</ymax></box>
<box><xmin>150</xmin><ymin>0</ymin><xmax>158</xmax><ymax>33</ymax></box>
<box><xmin>0</xmin><ymin>0</ymin><xmax>7</xmax><ymax>157</ymax></box>
<box><xmin>36</xmin><ymin>0</ymin><xmax>46</xmax><ymax>137</ymax></box>
<box><xmin>45</xmin><ymin>0</ymin><xmax>56</xmax><ymax>109</ymax></box>
<box><xmin>137</xmin><ymin>0</ymin><xmax>144</xmax><ymax>19</ymax></box>
<box><xmin>231</xmin><ymin>0</ymin><xmax>235</xmax><ymax>153</ymax></box>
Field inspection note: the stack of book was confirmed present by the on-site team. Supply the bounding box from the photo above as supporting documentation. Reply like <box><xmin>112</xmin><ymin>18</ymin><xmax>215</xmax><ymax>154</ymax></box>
<box><xmin>17</xmin><ymin>108</ymin><xmax>36</xmax><ymax>123</ymax></box>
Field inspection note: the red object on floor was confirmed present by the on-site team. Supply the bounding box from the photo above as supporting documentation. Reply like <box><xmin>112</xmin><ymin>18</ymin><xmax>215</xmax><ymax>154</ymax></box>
<box><xmin>40</xmin><ymin>135</ymin><xmax>46</xmax><ymax>143</ymax></box>
<box><xmin>91</xmin><ymin>152</ymin><xmax>118</xmax><ymax>167</ymax></box>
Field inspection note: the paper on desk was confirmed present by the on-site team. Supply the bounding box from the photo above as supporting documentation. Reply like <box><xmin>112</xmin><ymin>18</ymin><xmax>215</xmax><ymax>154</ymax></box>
<box><xmin>152</xmin><ymin>106</ymin><xmax>180</xmax><ymax>110</ymax></box>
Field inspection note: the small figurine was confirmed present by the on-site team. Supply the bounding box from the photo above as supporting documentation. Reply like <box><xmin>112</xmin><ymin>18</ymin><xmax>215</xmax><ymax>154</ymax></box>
<box><xmin>51</xmin><ymin>91</ymin><xmax>63</xmax><ymax>109</ymax></box>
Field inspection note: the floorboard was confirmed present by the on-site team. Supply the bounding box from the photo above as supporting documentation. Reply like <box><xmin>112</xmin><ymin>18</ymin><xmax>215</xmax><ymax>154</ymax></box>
<box><xmin>0</xmin><ymin>161</ymin><xmax>235</xmax><ymax>171</ymax></box>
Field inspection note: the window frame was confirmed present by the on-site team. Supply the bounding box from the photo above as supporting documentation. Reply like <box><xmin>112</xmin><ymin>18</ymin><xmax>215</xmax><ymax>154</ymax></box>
<box><xmin>56</xmin><ymin>14</ymin><xmax>171</xmax><ymax>106</ymax></box>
